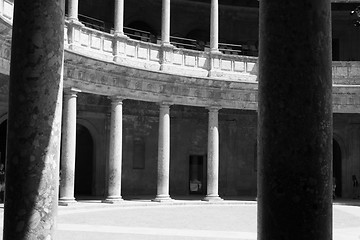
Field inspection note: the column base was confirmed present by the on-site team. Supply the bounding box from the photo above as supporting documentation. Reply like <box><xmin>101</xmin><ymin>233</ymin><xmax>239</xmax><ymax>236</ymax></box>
<box><xmin>152</xmin><ymin>195</ymin><xmax>173</xmax><ymax>202</ymax></box>
<box><xmin>202</xmin><ymin>195</ymin><xmax>223</xmax><ymax>202</ymax></box>
<box><xmin>58</xmin><ymin>198</ymin><xmax>77</xmax><ymax>206</ymax></box>
<box><xmin>102</xmin><ymin>197</ymin><xmax>124</xmax><ymax>204</ymax></box>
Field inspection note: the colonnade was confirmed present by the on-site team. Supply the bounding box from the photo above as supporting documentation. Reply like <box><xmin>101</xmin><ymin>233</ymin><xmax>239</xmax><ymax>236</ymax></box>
<box><xmin>59</xmin><ymin>94</ymin><xmax>223</xmax><ymax>204</ymax></box>
<box><xmin>4</xmin><ymin>0</ymin><xmax>333</xmax><ymax>238</ymax></box>
<box><xmin>67</xmin><ymin>0</ymin><xmax>220</xmax><ymax>52</ymax></box>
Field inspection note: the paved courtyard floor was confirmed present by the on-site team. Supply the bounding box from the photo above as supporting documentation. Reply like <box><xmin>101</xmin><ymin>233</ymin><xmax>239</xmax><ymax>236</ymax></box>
<box><xmin>0</xmin><ymin>197</ymin><xmax>360</xmax><ymax>239</ymax></box>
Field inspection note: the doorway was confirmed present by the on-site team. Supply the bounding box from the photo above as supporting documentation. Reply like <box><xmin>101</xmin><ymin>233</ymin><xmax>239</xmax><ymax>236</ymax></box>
<box><xmin>189</xmin><ymin>155</ymin><xmax>206</xmax><ymax>195</ymax></box>
<box><xmin>75</xmin><ymin>124</ymin><xmax>94</xmax><ymax>197</ymax></box>
<box><xmin>333</xmin><ymin>139</ymin><xmax>342</xmax><ymax>198</ymax></box>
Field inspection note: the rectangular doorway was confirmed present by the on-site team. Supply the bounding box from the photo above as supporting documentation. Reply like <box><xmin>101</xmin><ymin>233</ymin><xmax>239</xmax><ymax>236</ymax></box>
<box><xmin>189</xmin><ymin>155</ymin><xmax>206</xmax><ymax>195</ymax></box>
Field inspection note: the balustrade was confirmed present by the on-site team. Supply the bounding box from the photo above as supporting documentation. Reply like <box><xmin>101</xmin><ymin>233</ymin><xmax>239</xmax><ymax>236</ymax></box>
<box><xmin>0</xmin><ymin>0</ymin><xmax>359</xmax><ymax>84</ymax></box>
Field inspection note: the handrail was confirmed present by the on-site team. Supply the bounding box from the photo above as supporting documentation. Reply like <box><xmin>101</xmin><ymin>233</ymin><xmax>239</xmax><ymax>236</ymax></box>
<box><xmin>78</xmin><ymin>13</ymin><xmax>106</xmax><ymax>32</ymax></box>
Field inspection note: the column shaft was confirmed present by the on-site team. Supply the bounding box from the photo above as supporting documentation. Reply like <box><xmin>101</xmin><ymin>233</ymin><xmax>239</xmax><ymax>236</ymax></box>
<box><xmin>3</xmin><ymin>0</ymin><xmax>64</xmax><ymax>239</ymax></box>
<box><xmin>114</xmin><ymin>0</ymin><xmax>124</xmax><ymax>35</ymax></box>
<box><xmin>153</xmin><ymin>103</ymin><xmax>172</xmax><ymax>202</ymax></box>
<box><xmin>258</xmin><ymin>0</ymin><xmax>332</xmax><ymax>239</ymax></box>
<box><xmin>68</xmin><ymin>0</ymin><xmax>79</xmax><ymax>21</ymax></box>
<box><xmin>104</xmin><ymin>97</ymin><xmax>123</xmax><ymax>203</ymax></box>
<box><xmin>59</xmin><ymin>89</ymin><xmax>79</xmax><ymax>205</ymax></box>
<box><xmin>210</xmin><ymin>0</ymin><xmax>219</xmax><ymax>52</ymax></box>
<box><xmin>204</xmin><ymin>107</ymin><xmax>222</xmax><ymax>201</ymax></box>
<box><xmin>161</xmin><ymin>0</ymin><xmax>171</xmax><ymax>45</ymax></box>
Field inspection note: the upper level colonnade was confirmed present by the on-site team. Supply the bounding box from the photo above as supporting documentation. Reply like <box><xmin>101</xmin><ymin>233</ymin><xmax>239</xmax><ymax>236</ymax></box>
<box><xmin>0</xmin><ymin>0</ymin><xmax>360</xmax><ymax>113</ymax></box>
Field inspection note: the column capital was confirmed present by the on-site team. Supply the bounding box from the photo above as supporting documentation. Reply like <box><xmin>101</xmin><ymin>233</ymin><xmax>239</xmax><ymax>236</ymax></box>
<box><xmin>108</xmin><ymin>96</ymin><xmax>125</xmax><ymax>103</ymax></box>
<box><xmin>64</xmin><ymin>87</ymin><xmax>81</xmax><ymax>96</ymax></box>
<box><xmin>158</xmin><ymin>101</ymin><xmax>173</xmax><ymax>107</ymax></box>
<box><xmin>207</xmin><ymin>105</ymin><xmax>222</xmax><ymax>112</ymax></box>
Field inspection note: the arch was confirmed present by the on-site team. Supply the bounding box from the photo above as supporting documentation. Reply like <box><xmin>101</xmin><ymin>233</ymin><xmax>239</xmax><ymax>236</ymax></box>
<box><xmin>74</xmin><ymin>119</ymin><xmax>99</xmax><ymax>197</ymax></box>
<box><xmin>74</xmin><ymin>123</ymin><xmax>94</xmax><ymax>197</ymax></box>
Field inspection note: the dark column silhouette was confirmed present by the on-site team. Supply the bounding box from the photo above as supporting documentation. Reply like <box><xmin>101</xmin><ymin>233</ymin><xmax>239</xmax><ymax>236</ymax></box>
<box><xmin>257</xmin><ymin>0</ymin><xmax>333</xmax><ymax>239</ymax></box>
<box><xmin>3</xmin><ymin>0</ymin><xmax>64</xmax><ymax>239</ymax></box>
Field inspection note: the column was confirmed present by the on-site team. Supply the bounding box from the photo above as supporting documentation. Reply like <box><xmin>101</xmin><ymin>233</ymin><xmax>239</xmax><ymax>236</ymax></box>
<box><xmin>67</xmin><ymin>0</ymin><xmax>83</xmax><ymax>51</ymax></box>
<box><xmin>161</xmin><ymin>0</ymin><xmax>171</xmax><ymax>45</ymax></box>
<box><xmin>153</xmin><ymin>102</ymin><xmax>172</xmax><ymax>202</ymax></box>
<box><xmin>204</xmin><ymin>106</ymin><xmax>222</xmax><ymax>201</ymax></box>
<box><xmin>59</xmin><ymin>88</ymin><xmax>81</xmax><ymax>206</ymax></box>
<box><xmin>114</xmin><ymin>0</ymin><xmax>124</xmax><ymax>36</ymax></box>
<box><xmin>113</xmin><ymin>0</ymin><xmax>129</xmax><ymax>62</ymax></box>
<box><xmin>258</xmin><ymin>0</ymin><xmax>332</xmax><ymax>239</ymax></box>
<box><xmin>3</xmin><ymin>0</ymin><xmax>64</xmax><ymax>239</ymax></box>
<box><xmin>68</xmin><ymin>0</ymin><xmax>79</xmax><ymax>21</ymax></box>
<box><xmin>103</xmin><ymin>97</ymin><xmax>124</xmax><ymax>203</ymax></box>
<box><xmin>210</xmin><ymin>0</ymin><xmax>219</xmax><ymax>53</ymax></box>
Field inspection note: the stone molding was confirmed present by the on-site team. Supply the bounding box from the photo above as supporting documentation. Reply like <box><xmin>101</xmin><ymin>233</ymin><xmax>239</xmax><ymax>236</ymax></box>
<box><xmin>0</xmin><ymin>4</ymin><xmax>359</xmax><ymax>112</ymax></box>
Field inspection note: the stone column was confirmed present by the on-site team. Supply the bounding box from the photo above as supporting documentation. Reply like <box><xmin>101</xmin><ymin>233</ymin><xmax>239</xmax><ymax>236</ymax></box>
<box><xmin>204</xmin><ymin>106</ymin><xmax>222</xmax><ymax>201</ymax></box>
<box><xmin>161</xmin><ymin>0</ymin><xmax>171</xmax><ymax>45</ymax></box>
<box><xmin>112</xmin><ymin>0</ymin><xmax>129</xmax><ymax>62</ymax></box>
<box><xmin>3</xmin><ymin>1</ymin><xmax>64</xmax><ymax>239</ymax></box>
<box><xmin>114</xmin><ymin>0</ymin><xmax>124</xmax><ymax>36</ymax></box>
<box><xmin>258</xmin><ymin>0</ymin><xmax>332</xmax><ymax>239</ymax></box>
<box><xmin>68</xmin><ymin>0</ymin><xmax>79</xmax><ymax>21</ymax></box>
<box><xmin>59</xmin><ymin>88</ymin><xmax>81</xmax><ymax>206</ymax></box>
<box><xmin>210</xmin><ymin>0</ymin><xmax>219</xmax><ymax>53</ymax></box>
<box><xmin>103</xmin><ymin>97</ymin><xmax>124</xmax><ymax>203</ymax></box>
<box><xmin>153</xmin><ymin>102</ymin><xmax>172</xmax><ymax>202</ymax></box>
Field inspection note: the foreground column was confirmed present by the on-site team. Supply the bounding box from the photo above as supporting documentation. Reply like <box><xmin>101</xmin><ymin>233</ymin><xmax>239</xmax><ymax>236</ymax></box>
<box><xmin>103</xmin><ymin>97</ymin><xmax>124</xmax><ymax>203</ymax></box>
<box><xmin>210</xmin><ymin>0</ymin><xmax>219</xmax><ymax>53</ymax></box>
<box><xmin>204</xmin><ymin>106</ymin><xmax>222</xmax><ymax>201</ymax></box>
<box><xmin>59</xmin><ymin>88</ymin><xmax>80</xmax><ymax>206</ymax></box>
<box><xmin>3</xmin><ymin>1</ymin><xmax>64</xmax><ymax>239</ymax></box>
<box><xmin>258</xmin><ymin>0</ymin><xmax>332</xmax><ymax>239</ymax></box>
<box><xmin>114</xmin><ymin>0</ymin><xmax>124</xmax><ymax>36</ymax></box>
<box><xmin>153</xmin><ymin>102</ymin><xmax>172</xmax><ymax>202</ymax></box>
<box><xmin>161</xmin><ymin>0</ymin><xmax>171</xmax><ymax>45</ymax></box>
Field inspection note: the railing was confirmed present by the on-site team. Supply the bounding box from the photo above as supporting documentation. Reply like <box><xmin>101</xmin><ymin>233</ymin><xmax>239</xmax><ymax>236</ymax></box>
<box><xmin>219</xmin><ymin>42</ymin><xmax>243</xmax><ymax>55</ymax></box>
<box><xmin>123</xmin><ymin>26</ymin><xmax>155</xmax><ymax>43</ymax></box>
<box><xmin>171</xmin><ymin>36</ymin><xmax>199</xmax><ymax>50</ymax></box>
<box><xmin>78</xmin><ymin>14</ymin><xmax>106</xmax><ymax>32</ymax></box>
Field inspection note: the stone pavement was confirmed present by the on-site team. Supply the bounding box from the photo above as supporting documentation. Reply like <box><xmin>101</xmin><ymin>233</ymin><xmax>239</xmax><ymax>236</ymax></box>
<box><xmin>0</xmin><ymin>197</ymin><xmax>360</xmax><ymax>239</ymax></box>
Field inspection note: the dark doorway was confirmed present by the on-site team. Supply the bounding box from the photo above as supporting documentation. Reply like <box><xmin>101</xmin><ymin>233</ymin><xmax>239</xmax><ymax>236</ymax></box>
<box><xmin>333</xmin><ymin>139</ymin><xmax>342</xmax><ymax>198</ymax></box>
<box><xmin>75</xmin><ymin>124</ymin><xmax>94</xmax><ymax>197</ymax></box>
<box><xmin>0</xmin><ymin>120</ymin><xmax>6</xmax><ymax>166</ymax></box>
<box><xmin>189</xmin><ymin>155</ymin><xmax>206</xmax><ymax>195</ymax></box>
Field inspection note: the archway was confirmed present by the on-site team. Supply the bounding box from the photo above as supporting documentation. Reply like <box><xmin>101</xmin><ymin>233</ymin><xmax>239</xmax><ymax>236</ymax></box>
<box><xmin>333</xmin><ymin>138</ymin><xmax>342</xmax><ymax>198</ymax></box>
<box><xmin>0</xmin><ymin>120</ymin><xmax>6</xmax><ymax>166</ymax></box>
<box><xmin>75</xmin><ymin>124</ymin><xmax>94</xmax><ymax>197</ymax></box>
